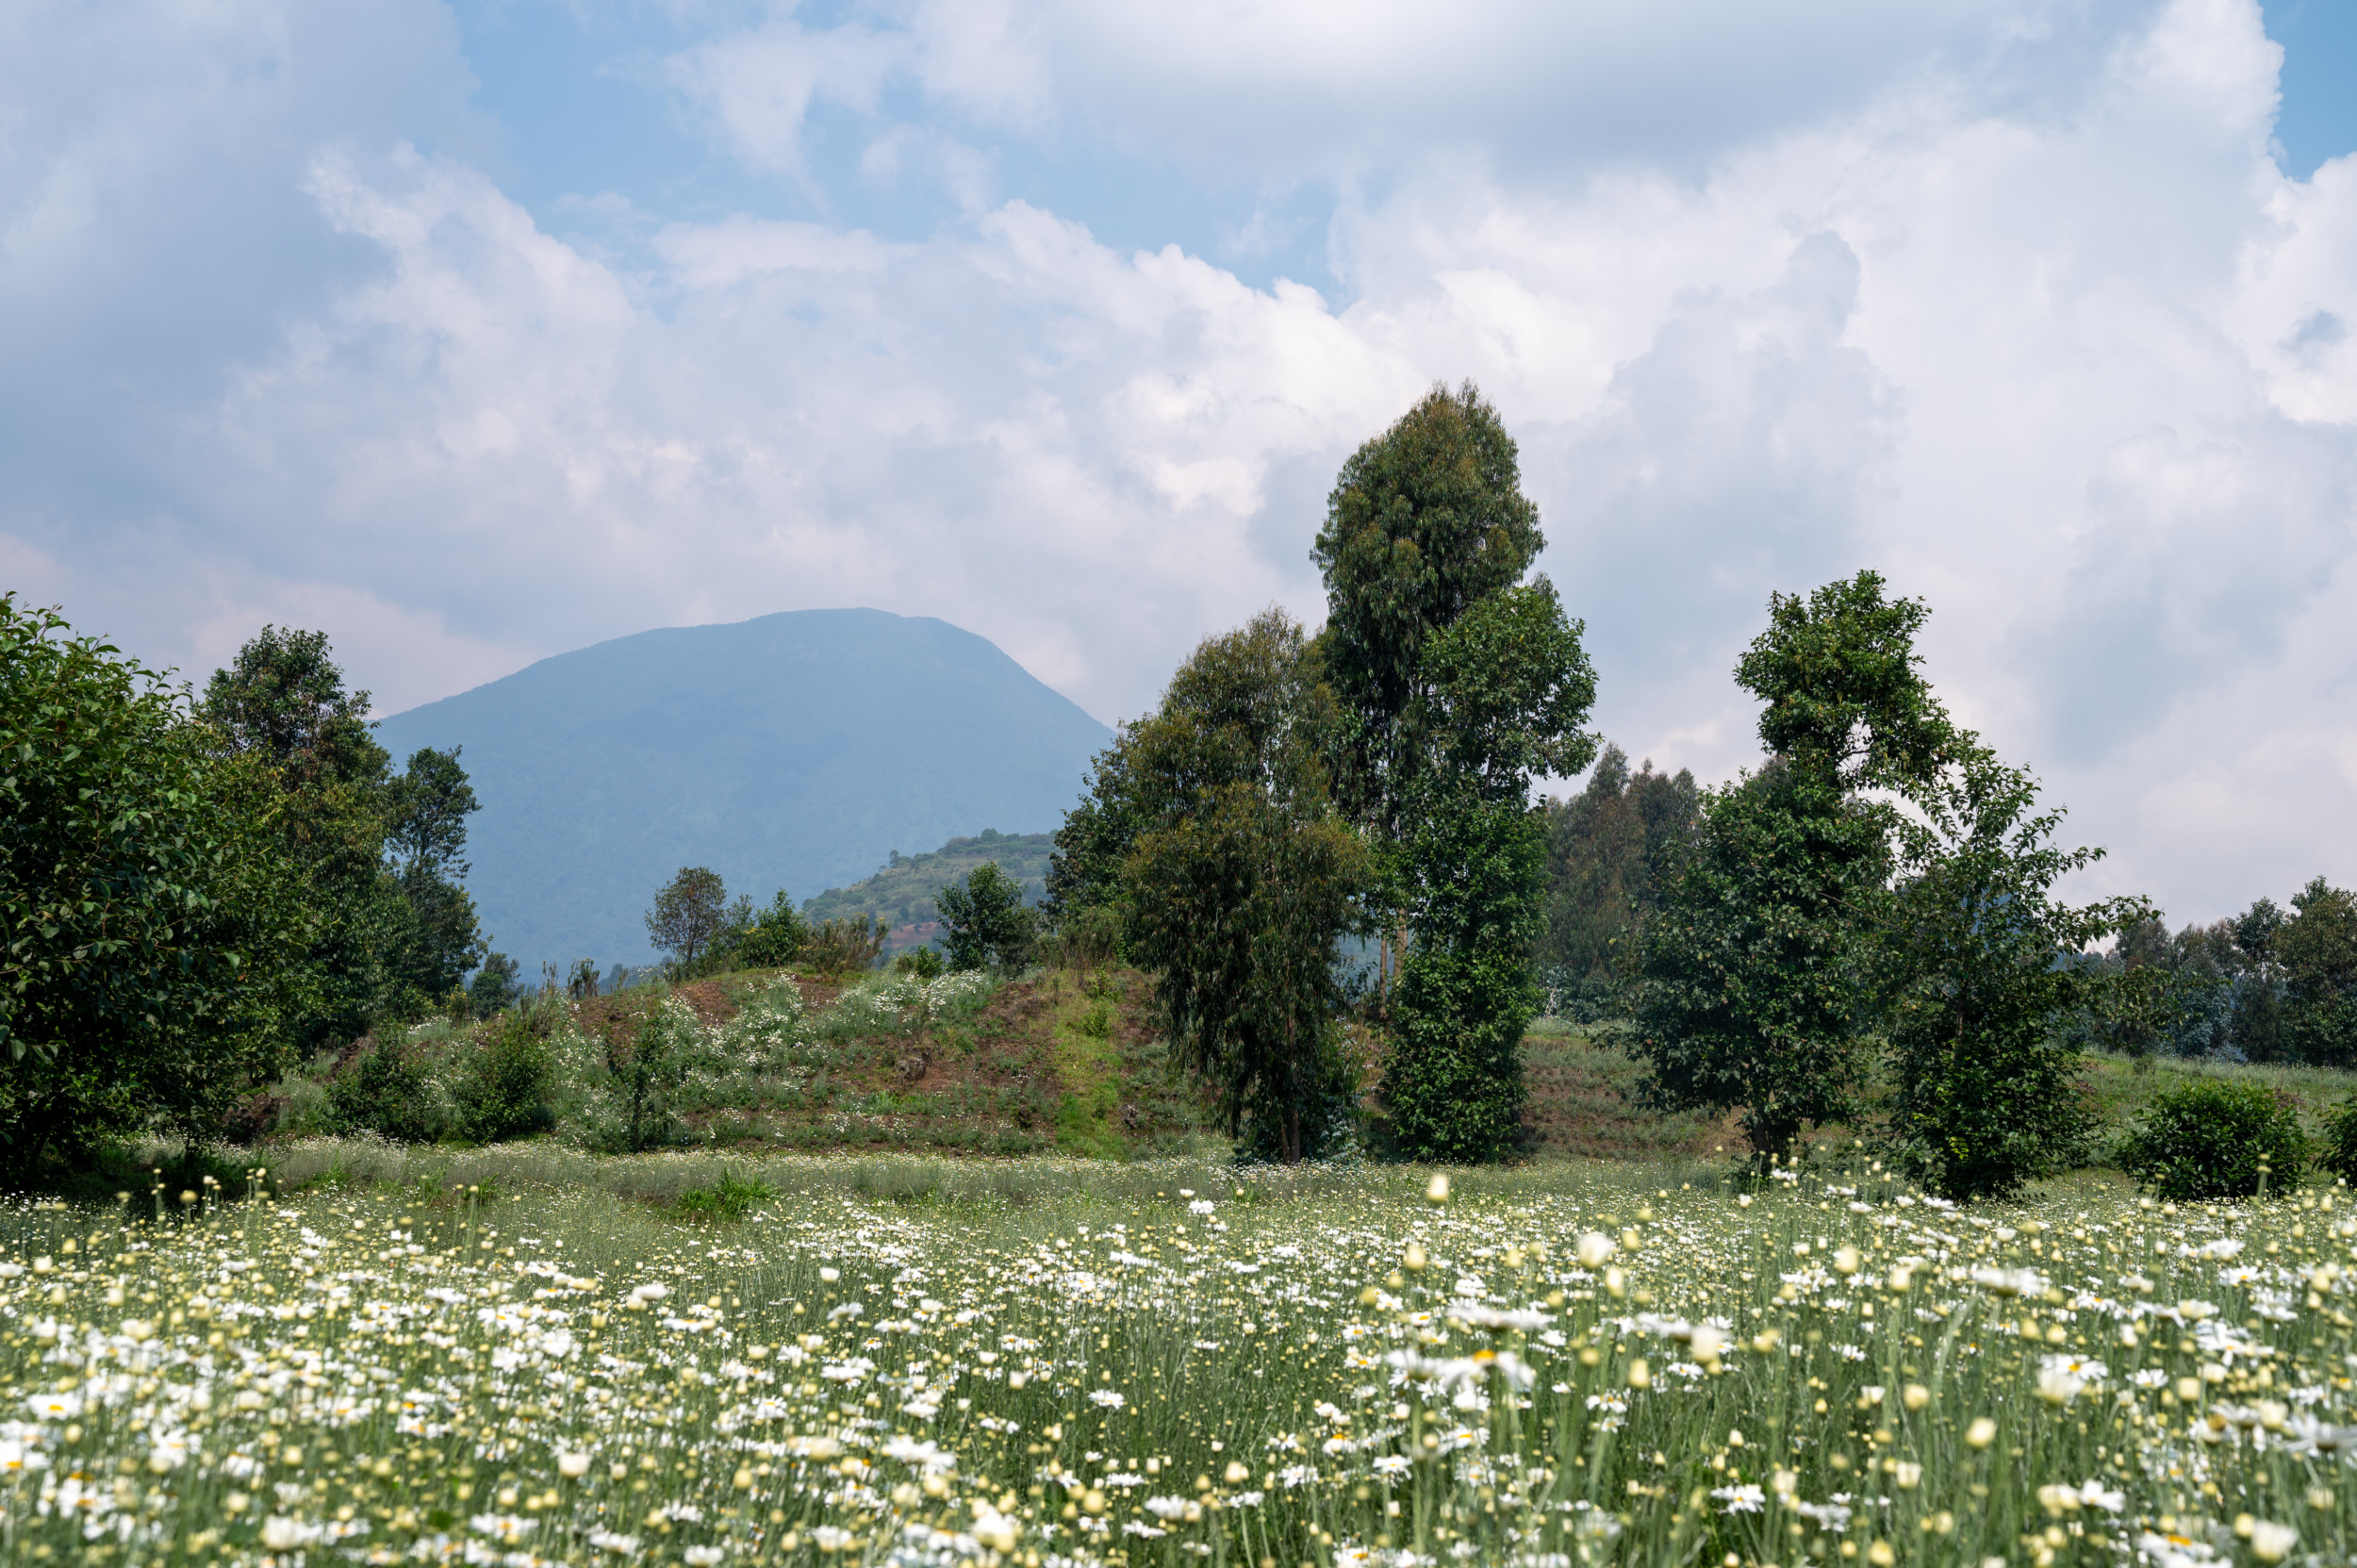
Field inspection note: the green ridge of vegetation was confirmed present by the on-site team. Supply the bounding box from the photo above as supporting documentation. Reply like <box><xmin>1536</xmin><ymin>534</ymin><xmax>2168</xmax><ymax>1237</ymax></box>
<box><xmin>799</xmin><ymin>829</ymin><xmax>1053</xmax><ymax>943</ymax></box>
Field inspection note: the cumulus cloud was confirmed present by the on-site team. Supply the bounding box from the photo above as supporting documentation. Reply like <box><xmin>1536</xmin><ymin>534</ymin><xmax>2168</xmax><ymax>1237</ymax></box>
<box><xmin>4</xmin><ymin>0</ymin><xmax>2355</xmax><ymax>925</ymax></box>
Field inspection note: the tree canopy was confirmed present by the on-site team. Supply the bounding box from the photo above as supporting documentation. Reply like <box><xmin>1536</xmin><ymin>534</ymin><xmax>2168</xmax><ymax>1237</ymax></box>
<box><xmin>0</xmin><ymin>598</ymin><xmax>305</xmax><ymax>1174</ymax></box>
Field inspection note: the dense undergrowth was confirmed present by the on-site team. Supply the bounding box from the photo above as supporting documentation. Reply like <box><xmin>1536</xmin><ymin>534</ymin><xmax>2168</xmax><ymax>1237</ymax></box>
<box><xmin>251</xmin><ymin>968</ymin><xmax>1219</xmax><ymax>1164</ymax></box>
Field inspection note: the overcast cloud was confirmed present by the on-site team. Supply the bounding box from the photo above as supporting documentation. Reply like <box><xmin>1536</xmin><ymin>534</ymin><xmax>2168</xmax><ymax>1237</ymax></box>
<box><xmin>4</xmin><ymin>0</ymin><xmax>2354</xmax><ymax>925</ymax></box>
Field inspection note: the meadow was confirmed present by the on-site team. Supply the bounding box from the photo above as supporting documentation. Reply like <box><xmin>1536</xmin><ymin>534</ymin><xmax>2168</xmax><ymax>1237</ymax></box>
<box><xmin>5</xmin><ymin>1143</ymin><xmax>2353</xmax><ymax>1568</ymax></box>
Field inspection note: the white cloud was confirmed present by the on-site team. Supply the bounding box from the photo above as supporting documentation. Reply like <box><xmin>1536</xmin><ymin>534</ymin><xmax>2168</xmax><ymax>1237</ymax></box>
<box><xmin>4</xmin><ymin>0</ymin><xmax>2355</xmax><ymax>927</ymax></box>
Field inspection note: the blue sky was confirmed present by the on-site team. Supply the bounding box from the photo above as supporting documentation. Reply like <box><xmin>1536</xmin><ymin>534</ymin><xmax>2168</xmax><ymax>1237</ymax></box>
<box><xmin>5</xmin><ymin>0</ymin><xmax>2357</xmax><ymax>926</ymax></box>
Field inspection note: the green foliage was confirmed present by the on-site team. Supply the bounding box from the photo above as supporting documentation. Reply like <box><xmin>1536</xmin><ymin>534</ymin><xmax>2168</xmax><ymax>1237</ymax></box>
<box><xmin>1883</xmin><ymin>750</ymin><xmax>2147</xmax><ymax>1201</ymax></box>
<box><xmin>0</xmin><ymin>597</ymin><xmax>305</xmax><ymax>1173</ymax></box>
<box><xmin>938</xmin><ymin>862</ymin><xmax>1037</xmax><ymax>973</ymax></box>
<box><xmin>1382</xmin><ymin>580</ymin><xmax>1599</xmax><ymax>1162</ymax></box>
<box><xmin>806</xmin><ymin>829</ymin><xmax>1055</xmax><ymax>942</ymax></box>
<box><xmin>1311</xmin><ymin>388</ymin><xmax>1595</xmax><ymax>1164</ymax></box>
<box><xmin>2280</xmin><ymin>877</ymin><xmax>2357</xmax><ymax>1068</ymax></box>
<box><xmin>2118</xmin><ymin>1076</ymin><xmax>2308</xmax><ymax>1200</ymax></box>
<box><xmin>804</xmin><ymin>916</ymin><xmax>888</xmax><ymax>976</ymax></box>
<box><xmin>201</xmin><ymin>625</ymin><xmax>414</xmax><ymax>1048</ymax></box>
<box><xmin>674</xmin><ymin>1170</ymin><xmax>776</xmax><ymax>1221</ymax></box>
<box><xmin>891</xmin><ymin>946</ymin><xmax>945</xmax><ymax>980</ymax></box>
<box><xmin>580</xmin><ymin>992</ymin><xmax>705</xmax><ymax>1153</ymax></box>
<box><xmin>1045</xmin><ymin>747</ymin><xmax>1142</xmax><ymax>939</ymax></box>
<box><xmin>457</xmin><ymin>1006</ymin><xmax>558</xmax><ymax>1143</ymax></box>
<box><xmin>646</xmin><ymin>866</ymin><xmax>728</xmax><ymax>974</ymax></box>
<box><xmin>1312</xmin><ymin>380</ymin><xmax>1548</xmax><ymax>835</ymax></box>
<box><xmin>1119</xmin><ymin>611</ymin><xmax>1371</xmax><ymax>1163</ymax></box>
<box><xmin>717</xmin><ymin>889</ymin><xmax>808</xmax><ymax>969</ymax></box>
<box><xmin>1734</xmin><ymin>573</ymin><xmax>1956</xmax><ymax>791</ymax></box>
<box><xmin>1538</xmin><ymin>746</ymin><xmax>1699</xmax><ymax>1016</ymax></box>
<box><xmin>468</xmin><ymin>953</ymin><xmax>521</xmax><ymax>1016</ymax></box>
<box><xmin>2319</xmin><ymin>1096</ymin><xmax>2357</xmax><ymax>1185</ymax></box>
<box><xmin>1634</xmin><ymin>572</ymin><xmax>1953</xmax><ymax>1164</ymax></box>
<box><xmin>327</xmin><ymin>1035</ymin><xmax>441</xmax><ymax>1144</ymax></box>
<box><xmin>1633</xmin><ymin>766</ymin><xmax>1887</xmax><ymax>1160</ymax></box>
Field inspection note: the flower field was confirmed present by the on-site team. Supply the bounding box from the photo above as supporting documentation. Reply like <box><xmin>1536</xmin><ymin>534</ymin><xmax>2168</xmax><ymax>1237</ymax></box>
<box><xmin>3</xmin><ymin>1153</ymin><xmax>2353</xmax><ymax>1568</ymax></box>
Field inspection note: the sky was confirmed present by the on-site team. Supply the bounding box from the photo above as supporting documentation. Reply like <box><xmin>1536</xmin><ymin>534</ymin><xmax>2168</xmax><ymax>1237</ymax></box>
<box><xmin>5</xmin><ymin>0</ymin><xmax>2356</xmax><ymax>928</ymax></box>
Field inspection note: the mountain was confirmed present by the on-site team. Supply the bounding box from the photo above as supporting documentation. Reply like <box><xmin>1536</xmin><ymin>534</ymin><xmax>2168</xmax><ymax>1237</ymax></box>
<box><xmin>372</xmin><ymin>609</ymin><xmax>1110</xmax><ymax>971</ymax></box>
<box><xmin>802</xmin><ymin>829</ymin><xmax>1055</xmax><ymax>952</ymax></box>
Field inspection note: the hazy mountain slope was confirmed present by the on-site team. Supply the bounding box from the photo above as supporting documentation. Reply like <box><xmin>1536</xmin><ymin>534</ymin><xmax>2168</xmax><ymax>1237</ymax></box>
<box><xmin>372</xmin><ymin>610</ymin><xmax>1109</xmax><ymax>970</ymax></box>
<box><xmin>802</xmin><ymin>829</ymin><xmax>1054</xmax><ymax>950</ymax></box>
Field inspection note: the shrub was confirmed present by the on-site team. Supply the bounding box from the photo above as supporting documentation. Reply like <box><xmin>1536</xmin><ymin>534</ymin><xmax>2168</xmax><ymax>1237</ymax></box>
<box><xmin>572</xmin><ymin>992</ymin><xmax>705</xmax><ymax>1152</ymax></box>
<box><xmin>327</xmin><ymin>1036</ymin><xmax>443</xmax><ymax>1144</ymax></box>
<box><xmin>456</xmin><ymin>1007</ymin><xmax>557</xmax><ymax>1143</ymax></box>
<box><xmin>2118</xmin><ymin>1077</ymin><xmax>2307</xmax><ymax>1200</ymax></box>
<box><xmin>2319</xmin><ymin>1096</ymin><xmax>2357</xmax><ymax>1186</ymax></box>
<box><xmin>805</xmin><ymin>916</ymin><xmax>887</xmax><ymax>977</ymax></box>
<box><xmin>721</xmin><ymin>890</ymin><xmax>808</xmax><ymax>969</ymax></box>
<box><xmin>892</xmin><ymin>947</ymin><xmax>944</xmax><ymax>981</ymax></box>
<box><xmin>675</xmin><ymin>1171</ymin><xmax>775</xmax><ymax>1222</ymax></box>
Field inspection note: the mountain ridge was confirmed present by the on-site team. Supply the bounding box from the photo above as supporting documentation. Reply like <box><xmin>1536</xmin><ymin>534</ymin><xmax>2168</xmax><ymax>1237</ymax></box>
<box><xmin>372</xmin><ymin>609</ymin><xmax>1109</xmax><ymax>970</ymax></box>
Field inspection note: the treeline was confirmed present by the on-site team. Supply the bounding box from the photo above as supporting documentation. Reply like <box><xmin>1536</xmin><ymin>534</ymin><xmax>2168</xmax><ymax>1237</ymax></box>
<box><xmin>0</xmin><ymin>609</ymin><xmax>487</xmax><ymax>1176</ymax></box>
<box><xmin>14</xmin><ymin>382</ymin><xmax>2357</xmax><ymax>1192</ymax></box>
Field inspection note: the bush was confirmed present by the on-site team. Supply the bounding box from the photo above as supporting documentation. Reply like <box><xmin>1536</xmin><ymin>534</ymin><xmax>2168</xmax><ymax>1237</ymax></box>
<box><xmin>2319</xmin><ymin>1096</ymin><xmax>2357</xmax><ymax>1186</ymax></box>
<box><xmin>675</xmin><ymin>1171</ymin><xmax>776</xmax><ymax>1221</ymax></box>
<box><xmin>721</xmin><ymin>890</ymin><xmax>808</xmax><ymax>969</ymax></box>
<box><xmin>805</xmin><ymin>916</ymin><xmax>887</xmax><ymax>977</ymax></box>
<box><xmin>939</xmin><ymin>862</ymin><xmax>1037</xmax><ymax>973</ymax></box>
<box><xmin>2118</xmin><ymin>1077</ymin><xmax>2307</xmax><ymax>1200</ymax></box>
<box><xmin>456</xmin><ymin>1007</ymin><xmax>557</xmax><ymax>1143</ymax></box>
<box><xmin>327</xmin><ymin>1036</ymin><xmax>443</xmax><ymax>1144</ymax></box>
<box><xmin>892</xmin><ymin>948</ymin><xmax>944</xmax><ymax>980</ymax></box>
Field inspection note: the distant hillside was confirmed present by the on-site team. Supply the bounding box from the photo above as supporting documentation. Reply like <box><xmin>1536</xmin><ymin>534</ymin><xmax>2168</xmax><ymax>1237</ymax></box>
<box><xmin>802</xmin><ymin>830</ymin><xmax>1054</xmax><ymax>951</ymax></box>
<box><xmin>373</xmin><ymin>610</ymin><xmax>1110</xmax><ymax>970</ymax></box>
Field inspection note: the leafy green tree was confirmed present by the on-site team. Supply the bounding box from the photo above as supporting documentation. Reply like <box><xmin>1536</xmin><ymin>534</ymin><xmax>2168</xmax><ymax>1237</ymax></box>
<box><xmin>1312</xmin><ymin>385</ymin><xmax>1596</xmax><ymax>1161</ymax></box>
<box><xmin>468</xmin><ymin>952</ymin><xmax>520</xmax><ymax>1015</ymax></box>
<box><xmin>647</xmin><ymin>867</ymin><xmax>728</xmax><ymax>972</ymax></box>
<box><xmin>1312</xmin><ymin>381</ymin><xmax>1546</xmax><ymax>839</ymax></box>
<box><xmin>1121</xmin><ymin>611</ymin><xmax>1370</xmax><ymax>1163</ymax></box>
<box><xmin>2279</xmin><ymin>877</ymin><xmax>2357</xmax><ymax>1067</ymax></box>
<box><xmin>1538</xmin><ymin>745</ymin><xmax>1700</xmax><ymax>1016</ymax></box>
<box><xmin>938</xmin><ymin>863</ymin><xmax>1037</xmax><ymax>973</ymax></box>
<box><xmin>1633</xmin><ymin>572</ymin><xmax>1953</xmax><ymax>1163</ymax></box>
<box><xmin>202</xmin><ymin>626</ymin><xmax>408</xmax><ymax>1045</ymax></box>
<box><xmin>1045</xmin><ymin>733</ymin><xmax>1145</xmax><ymax>939</ymax></box>
<box><xmin>1883</xmin><ymin>748</ymin><xmax>2147</xmax><ymax>1200</ymax></box>
<box><xmin>0</xmin><ymin>597</ymin><xmax>305</xmax><ymax>1173</ymax></box>
<box><xmin>1383</xmin><ymin>580</ymin><xmax>1597</xmax><ymax>1160</ymax></box>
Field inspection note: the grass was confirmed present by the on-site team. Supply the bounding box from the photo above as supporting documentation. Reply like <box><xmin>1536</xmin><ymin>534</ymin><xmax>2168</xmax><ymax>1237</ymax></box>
<box><xmin>6</xmin><ymin>1147</ymin><xmax>2354</xmax><ymax>1566</ymax></box>
<box><xmin>1522</xmin><ymin>1022</ymin><xmax>2357</xmax><ymax>1167</ymax></box>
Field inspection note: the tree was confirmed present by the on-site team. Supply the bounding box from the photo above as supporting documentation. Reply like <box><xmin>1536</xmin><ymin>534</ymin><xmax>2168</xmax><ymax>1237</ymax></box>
<box><xmin>647</xmin><ymin>867</ymin><xmax>728</xmax><ymax>972</ymax></box>
<box><xmin>0</xmin><ymin>597</ymin><xmax>304</xmax><ymax>1173</ymax></box>
<box><xmin>938</xmin><ymin>863</ymin><xmax>1037</xmax><ymax>973</ymax></box>
<box><xmin>1884</xmin><ymin>748</ymin><xmax>2147</xmax><ymax>1200</ymax></box>
<box><xmin>1044</xmin><ymin>735</ymin><xmax>1145</xmax><ymax>937</ymax></box>
<box><xmin>1383</xmin><ymin>579</ymin><xmax>1597</xmax><ymax>1160</ymax></box>
<box><xmin>1633</xmin><ymin>572</ymin><xmax>1953</xmax><ymax>1163</ymax></box>
<box><xmin>716</xmin><ymin>890</ymin><xmax>808</xmax><ymax>969</ymax></box>
<box><xmin>2280</xmin><ymin>877</ymin><xmax>2357</xmax><ymax>1067</ymax></box>
<box><xmin>1117</xmin><ymin>609</ymin><xmax>1371</xmax><ymax>1162</ymax></box>
<box><xmin>1538</xmin><ymin>745</ymin><xmax>1700</xmax><ymax>1016</ymax></box>
<box><xmin>1312</xmin><ymin>384</ymin><xmax>1596</xmax><ymax>1161</ymax></box>
<box><xmin>1312</xmin><ymin>382</ymin><xmax>1546</xmax><ymax>839</ymax></box>
<box><xmin>201</xmin><ymin>626</ymin><xmax>408</xmax><ymax>1046</ymax></box>
<box><xmin>469</xmin><ymin>952</ymin><xmax>521</xmax><ymax>1015</ymax></box>
<box><xmin>385</xmin><ymin>746</ymin><xmax>477</xmax><ymax>882</ymax></box>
